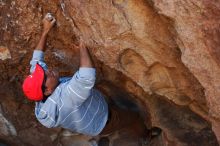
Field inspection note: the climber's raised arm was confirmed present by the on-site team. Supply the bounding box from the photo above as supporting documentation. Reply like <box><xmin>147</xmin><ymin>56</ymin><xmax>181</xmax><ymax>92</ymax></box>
<box><xmin>30</xmin><ymin>13</ymin><xmax>56</xmax><ymax>73</ymax></box>
<box><xmin>36</xmin><ymin>14</ymin><xmax>56</xmax><ymax>52</ymax></box>
<box><xmin>79</xmin><ymin>42</ymin><xmax>94</xmax><ymax>68</ymax></box>
<box><xmin>61</xmin><ymin>42</ymin><xmax>96</xmax><ymax>105</ymax></box>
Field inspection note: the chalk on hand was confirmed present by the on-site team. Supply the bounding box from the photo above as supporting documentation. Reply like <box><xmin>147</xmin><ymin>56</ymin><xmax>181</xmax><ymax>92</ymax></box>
<box><xmin>45</xmin><ymin>13</ymin><xmax>54</xmax><ymax>21</ymax></box>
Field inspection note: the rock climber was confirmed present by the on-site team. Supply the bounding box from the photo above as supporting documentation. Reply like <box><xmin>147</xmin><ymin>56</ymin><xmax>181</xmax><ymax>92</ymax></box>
<box><xmin>22</xmin><ymin>13</ymin><xmax>160</xmax><ymax>143</ymax></box>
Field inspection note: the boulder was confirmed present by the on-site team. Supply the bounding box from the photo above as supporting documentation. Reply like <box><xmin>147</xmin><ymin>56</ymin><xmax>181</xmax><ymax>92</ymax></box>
<box><xmin>0</xmin><ymin>0</ymin><xmax>219</xmax><ymax>145</ymax></box>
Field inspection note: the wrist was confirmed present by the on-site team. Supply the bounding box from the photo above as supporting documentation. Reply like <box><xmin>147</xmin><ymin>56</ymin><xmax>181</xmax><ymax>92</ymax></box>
<box><xmin>42</xmin><ymin>31</ymin><xmax>48</xmax><ymax>37</ymax></box>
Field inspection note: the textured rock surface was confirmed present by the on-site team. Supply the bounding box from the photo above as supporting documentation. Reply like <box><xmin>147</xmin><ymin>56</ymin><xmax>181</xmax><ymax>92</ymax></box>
<box><xmin>0</xmin><ymin>0</ymin><xmax>219</xmax><ymax>145</ymax></box>
<box><xmin>0</xmin><ymin>105</ymin><xmax>17</xmax><ymax>137</ymax></box>
<box><xmin>151</xmin><ymin>0</ymin><xmax>220</xmax><ymax>142</ymax></box>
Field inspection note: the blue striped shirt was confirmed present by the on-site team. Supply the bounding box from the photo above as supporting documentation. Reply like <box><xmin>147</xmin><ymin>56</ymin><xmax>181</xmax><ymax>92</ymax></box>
<box><xmin>31</xmin><ymin>50</ymin><xmax>108</xmax><ymax>136</ymax></box>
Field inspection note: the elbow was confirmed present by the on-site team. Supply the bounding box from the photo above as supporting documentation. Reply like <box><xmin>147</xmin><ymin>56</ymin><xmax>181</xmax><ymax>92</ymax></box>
<box><xmin>39</xmin><ymin>119</ymin><xmax>55</xmax><ymax>128</ymax></box>
<box><xmin>36</xmin><ymin>113</ymin><xmax>56</xmax><ymax>128</ymax></box>
<box><xmin>78</xmin><ymin>68</ymin><xmax>96</xmax><ymax>80</ymax></box>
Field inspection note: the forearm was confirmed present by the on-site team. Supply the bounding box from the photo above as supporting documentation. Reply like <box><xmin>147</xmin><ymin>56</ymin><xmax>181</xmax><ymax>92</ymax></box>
<box><xmin>35</xmin><ymin>32</ymin><xmax>48</xmax><ymax>52</ymax></box>
<box><xmin>80</xmin><ymin>47</ymin><xmax>94</xmax><ymax>68</ymax></box>
<box><xmin>35</xmin><ymin>13</ymin><xmax>56</xmax><ymax>51</ymax></box>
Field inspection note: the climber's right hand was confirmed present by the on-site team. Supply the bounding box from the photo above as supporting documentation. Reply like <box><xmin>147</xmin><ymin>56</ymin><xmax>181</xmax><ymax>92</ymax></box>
<box><xmin>42</xmin><ymin>13</ymin><xmax>56</xmax><ymax>35</ymax></box>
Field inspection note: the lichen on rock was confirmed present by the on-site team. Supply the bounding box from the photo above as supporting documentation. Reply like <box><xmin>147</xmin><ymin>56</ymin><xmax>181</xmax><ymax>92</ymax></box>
<box><xmin>0</xmin><ymin>46</ymin><xmax>11</xmax><ymax>60</ymax></box>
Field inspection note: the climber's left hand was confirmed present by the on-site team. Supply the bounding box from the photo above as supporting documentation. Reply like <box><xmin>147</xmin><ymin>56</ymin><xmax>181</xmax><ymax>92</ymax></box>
<box><xmin>42</xmin><ymin>13</ymin><xmax>56</xmax><ymax>35</ymax></box>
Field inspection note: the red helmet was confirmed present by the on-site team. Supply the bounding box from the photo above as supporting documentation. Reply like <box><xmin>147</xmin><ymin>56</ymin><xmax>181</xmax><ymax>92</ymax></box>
<box><xmin>22</xmin><ymin>64</ymin><xmax>45</xmax><ymax>101</ymax></box>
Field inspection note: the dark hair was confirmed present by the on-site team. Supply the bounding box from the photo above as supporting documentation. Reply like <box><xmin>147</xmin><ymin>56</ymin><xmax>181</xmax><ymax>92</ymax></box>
<box><xmin>41</xmin><ymin>71</ymin><xmax>47</xmax><ymax>93</ymax></box>
<box><xmin>42</xmin><ymin>95</ymin><xmax>49</xmax><ymax>103</ymax></box>
<box><xmin>41</xmin><ymin>73</ymin><xmax>49</xmax><ymax>103</ymax></box>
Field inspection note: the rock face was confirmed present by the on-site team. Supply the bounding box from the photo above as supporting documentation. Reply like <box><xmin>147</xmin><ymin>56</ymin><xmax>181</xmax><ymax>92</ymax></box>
<box><xmin>0</xmin><ymin>105</ymin><xmax>17</xmax><ymax>137</ymax></box>
<box><xmin>0</xmin><ymin>0</ymin><xmax>219</xmax><ymax>145</ymax></box>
